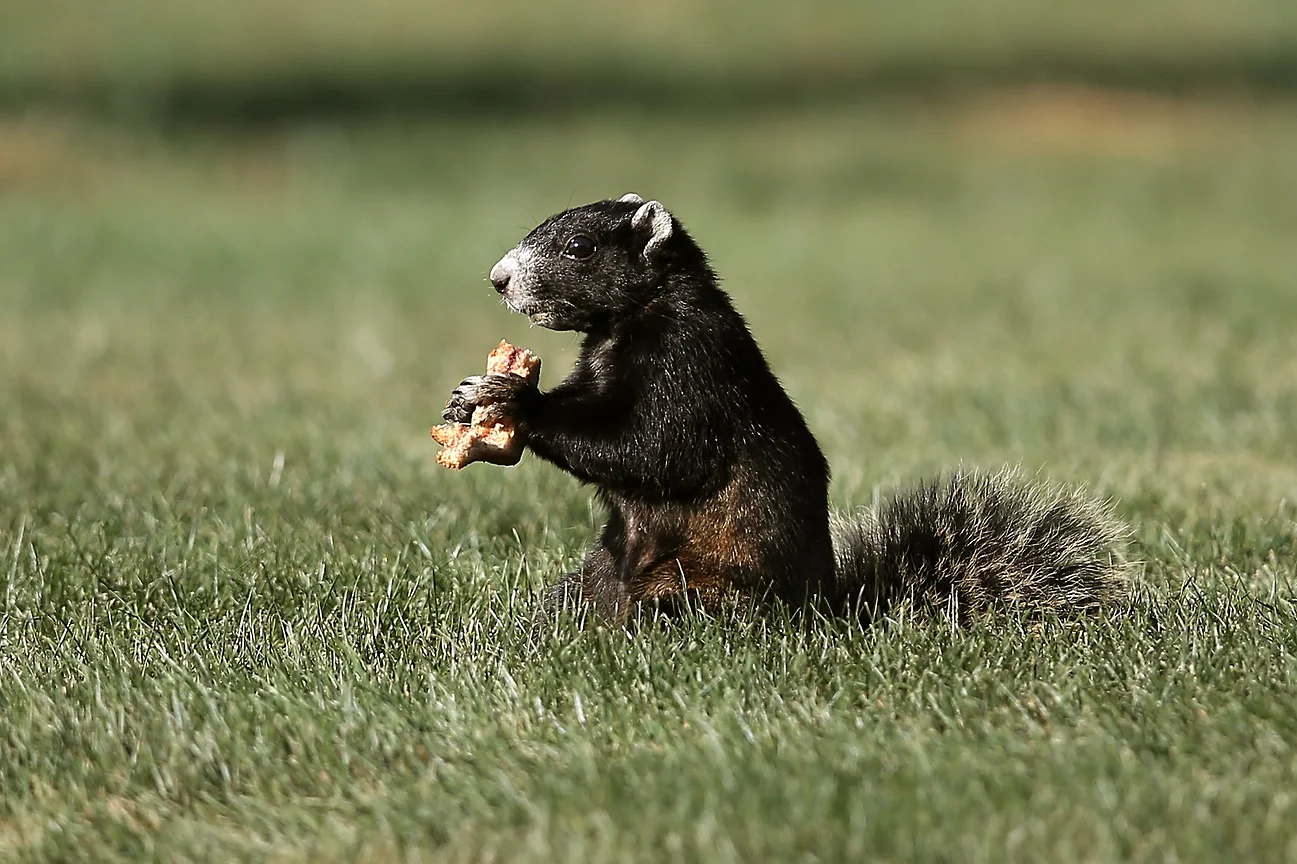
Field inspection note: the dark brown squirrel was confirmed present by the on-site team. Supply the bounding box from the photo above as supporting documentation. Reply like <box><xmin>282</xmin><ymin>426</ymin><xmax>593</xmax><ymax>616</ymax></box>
<box><xmin>442</xmin><ymin>194</ymin><xmax>1130</xmax><ymax>625</ymax></box>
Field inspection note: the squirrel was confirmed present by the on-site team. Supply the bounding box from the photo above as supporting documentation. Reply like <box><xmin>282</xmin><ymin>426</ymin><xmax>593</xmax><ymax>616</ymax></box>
<box><xmin>442</xmin><ymin>194</ymin><xmax>1130</xmax><ymax>625</ymax></box>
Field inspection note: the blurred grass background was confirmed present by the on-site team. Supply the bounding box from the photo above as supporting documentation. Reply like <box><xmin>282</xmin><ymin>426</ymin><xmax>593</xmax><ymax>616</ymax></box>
<box><xmin>3</xmin><ymin>0</ymin><xmax>1297</xmax><ymax>121</ymax></box>
<box><xmin>2</xmin><ymin>2</ymin><xmax>1297</xmax><ymax>861</ymax></box>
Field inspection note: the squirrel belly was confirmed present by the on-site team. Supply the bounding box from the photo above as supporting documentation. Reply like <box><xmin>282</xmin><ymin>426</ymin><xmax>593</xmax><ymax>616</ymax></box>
<box><xmin>443</xmin><ymin>194</ymin><xmax>1130</xmax><ymax>625</ymax></box>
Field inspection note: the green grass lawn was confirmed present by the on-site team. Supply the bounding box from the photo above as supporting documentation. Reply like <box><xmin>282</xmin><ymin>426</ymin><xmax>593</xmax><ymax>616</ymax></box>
<box><xmin>2</xmin><ymin>99</ymin><xmax>1296</xmax><ymax>860</ymax></box>
<box><xmin>4</xmin><ymin>0</ymin><xmax>1297</xmax><ymax>122</ymax></box>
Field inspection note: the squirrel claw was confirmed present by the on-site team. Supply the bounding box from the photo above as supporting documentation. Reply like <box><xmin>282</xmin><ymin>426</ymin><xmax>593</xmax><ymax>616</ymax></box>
<box><xmin>443</xmin><ymin>373</ymin><xmax>533</xmax><ymax>424</ymax></box>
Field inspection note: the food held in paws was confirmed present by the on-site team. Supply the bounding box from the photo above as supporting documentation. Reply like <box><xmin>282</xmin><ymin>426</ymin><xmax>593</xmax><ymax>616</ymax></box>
<box><xmin>430</xmin><ymin>341</ymin><xmax>541</xmax><ymax>469</ymax></box>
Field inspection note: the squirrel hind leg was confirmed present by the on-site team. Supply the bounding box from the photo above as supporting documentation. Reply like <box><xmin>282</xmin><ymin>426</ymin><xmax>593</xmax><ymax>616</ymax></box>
<box><xmin>541</xmin><ymin>546</ymin><xmax>639</xmax><ymax>627</ymax></box>
<box><xmin>833</xmin><ymin>468</ymin><xmax>1132</xmax><ymax>622</ymax></box>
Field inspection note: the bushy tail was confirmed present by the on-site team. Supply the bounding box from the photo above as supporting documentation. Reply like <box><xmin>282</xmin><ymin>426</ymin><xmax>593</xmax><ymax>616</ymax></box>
<box><xmin>832</xmin><ymin>469</ymin><xmax>1132</xmax><ymax>622</ymax></box>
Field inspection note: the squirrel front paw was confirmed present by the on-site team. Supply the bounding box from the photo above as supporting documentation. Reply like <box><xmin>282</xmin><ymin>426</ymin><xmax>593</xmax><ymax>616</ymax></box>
<box><xmin>442</xmin><ymin>373</ymin><xmax>536</xmax><ymax>425</ymax></box>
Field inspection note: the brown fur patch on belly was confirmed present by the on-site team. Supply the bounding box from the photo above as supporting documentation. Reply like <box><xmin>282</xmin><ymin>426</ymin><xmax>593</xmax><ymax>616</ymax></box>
<box><xmin>630</xmin><ymin>465</ymin><xmax>765</xmax><ymax>606</ymax></box>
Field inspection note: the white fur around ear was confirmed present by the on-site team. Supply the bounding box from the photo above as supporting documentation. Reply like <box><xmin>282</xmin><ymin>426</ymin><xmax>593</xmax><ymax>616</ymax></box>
<box><xmin>618</xmin><ymin>193</ymin><xmax>645</xmax><ymax>204</ymax></box>
<box><xmin>631</xmin><ymin>200</ymin><xmax>673</xmax><ymax>261</ymax></box>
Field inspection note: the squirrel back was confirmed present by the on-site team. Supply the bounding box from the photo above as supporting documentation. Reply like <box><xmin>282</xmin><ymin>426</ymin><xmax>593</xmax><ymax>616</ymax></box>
<box><xmin>443</xmin><ymin>195</ymin><xmax>1130</xmax><ymax>624</ymax></box>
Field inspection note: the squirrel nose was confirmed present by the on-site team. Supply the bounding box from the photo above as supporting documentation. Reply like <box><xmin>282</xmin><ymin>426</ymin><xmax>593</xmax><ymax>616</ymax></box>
<box><xmin>490</xmin><ymin>255</ymin><xmax>515</xmax><ymax>294</ymax></box>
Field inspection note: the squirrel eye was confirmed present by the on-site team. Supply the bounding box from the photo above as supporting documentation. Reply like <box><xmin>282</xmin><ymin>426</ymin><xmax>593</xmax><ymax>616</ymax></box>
<box><xmin>563</xmin><ymin>234</ymin><xmax>597</xmax><ymax>260</ymax></box>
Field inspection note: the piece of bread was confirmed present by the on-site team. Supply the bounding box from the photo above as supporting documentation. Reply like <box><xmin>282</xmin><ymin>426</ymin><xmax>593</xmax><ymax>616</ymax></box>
<box><xmin>430</xmin><ymin>341</ymin><xmax>541</xmax><ymax>469</ymax></box>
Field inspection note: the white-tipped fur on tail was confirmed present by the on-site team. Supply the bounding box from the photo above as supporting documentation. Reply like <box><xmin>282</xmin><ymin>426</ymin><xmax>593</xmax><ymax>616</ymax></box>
<box><xmin>832</xmin><ymin>468</ymin><xmax>1131</xmax><ymax>621</ymax></box>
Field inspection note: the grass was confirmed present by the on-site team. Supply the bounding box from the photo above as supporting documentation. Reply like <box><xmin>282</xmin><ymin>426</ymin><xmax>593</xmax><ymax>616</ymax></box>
<box><xmin>2</xmin><ymin>95</ymin><xmax>1297</xmax><ymax>860</ymax></box>
<box><xmin>7</xmin><ymin>0</ymin><xmax>1297</xmax><ymax>80</ymax></box>
<box><xmin>4</xmin><ymin>0</ymin><xmax>1297</xmax><ymax>122</ymax></box>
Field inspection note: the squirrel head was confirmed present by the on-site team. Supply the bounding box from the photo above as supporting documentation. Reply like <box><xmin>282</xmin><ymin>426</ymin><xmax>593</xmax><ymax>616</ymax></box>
<box><xmin>488</xmin><ymin>194</ymin><xmax>709</xmax><ymax>332</ymax></box>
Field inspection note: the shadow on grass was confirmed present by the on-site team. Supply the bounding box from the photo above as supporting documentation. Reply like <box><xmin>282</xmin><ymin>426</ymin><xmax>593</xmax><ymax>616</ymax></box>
<box><xmin>3</xmin><ymin>47</ymin><xmax>1297</xmax><ymax>127</ymax></box>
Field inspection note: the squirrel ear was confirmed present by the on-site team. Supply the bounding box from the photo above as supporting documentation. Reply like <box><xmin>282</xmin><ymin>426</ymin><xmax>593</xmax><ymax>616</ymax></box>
<box><xmin>630</xmin><ymin>200</ymin><xmax>673</xmax><ymax>262</ymax></box>
<box><xmin>618</xmin><ymin>193</ymin><xmax>644</xmax><ymax>204</ymax></box>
